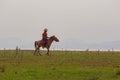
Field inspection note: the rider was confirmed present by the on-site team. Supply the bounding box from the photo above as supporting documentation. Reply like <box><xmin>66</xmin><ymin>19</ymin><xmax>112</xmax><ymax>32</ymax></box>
<box><xmin>42</xmin><ymin>28</ymin><xmax>48</xmax><ymax>46</ymax></box>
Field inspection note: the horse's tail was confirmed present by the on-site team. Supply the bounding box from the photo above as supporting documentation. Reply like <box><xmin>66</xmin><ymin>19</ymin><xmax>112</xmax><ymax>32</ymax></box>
<box><xmin>34</xmin><ymin>41</ymin><xmax>38</xmax><ymax>49</ymax></box>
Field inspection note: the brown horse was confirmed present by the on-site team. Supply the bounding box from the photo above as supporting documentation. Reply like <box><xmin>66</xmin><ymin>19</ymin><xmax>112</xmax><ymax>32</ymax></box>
<box><xmin>33</xmin><ymin>35</ymin><xmax>59</xmax><ymax>56</ymax></box>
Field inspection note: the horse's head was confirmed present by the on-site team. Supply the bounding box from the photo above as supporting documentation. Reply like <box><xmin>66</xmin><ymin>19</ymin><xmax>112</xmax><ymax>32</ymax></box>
<box><xmin>50</xmin><ymin>35</ymin><xmax>59</xmax><ymax>42</ymax></box>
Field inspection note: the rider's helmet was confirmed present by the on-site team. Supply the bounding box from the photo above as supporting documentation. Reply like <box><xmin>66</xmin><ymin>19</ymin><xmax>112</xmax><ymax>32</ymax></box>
<box><xmin>44</xmin><ymin>28</ymin><xmax>48</xmax><ymax>32</ymax></box>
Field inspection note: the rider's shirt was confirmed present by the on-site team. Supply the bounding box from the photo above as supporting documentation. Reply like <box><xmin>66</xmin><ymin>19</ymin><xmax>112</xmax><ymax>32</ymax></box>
<box><xmin>42</xmin><ymin>32</ymin><xmax>47</xmax><ymax>39</ymax></box>
<box><xmin>42</xmin><ymin>32</ymin><xmax>48</xmax><ymax>44</ymax></box>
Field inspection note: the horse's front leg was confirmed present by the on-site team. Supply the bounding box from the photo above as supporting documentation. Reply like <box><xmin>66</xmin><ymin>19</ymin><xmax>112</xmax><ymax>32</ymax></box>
<box><xmin>46</xmin><ymin>48</ymin><xmax>50</xmax><ymax>56</ymax></box>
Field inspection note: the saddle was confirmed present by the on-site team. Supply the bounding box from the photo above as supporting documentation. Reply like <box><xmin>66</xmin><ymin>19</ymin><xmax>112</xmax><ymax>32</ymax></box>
<box><xmin>39</xmin><ymin>40</ymin><xmax>47</xmax><ymax>48</ymax></box>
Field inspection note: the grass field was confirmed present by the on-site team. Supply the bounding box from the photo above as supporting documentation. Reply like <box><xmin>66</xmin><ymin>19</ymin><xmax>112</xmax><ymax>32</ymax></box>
<box><xmin>0</xmin><ymin>50</ymin><xmax>120</xmax><ymax>80</ymax></box>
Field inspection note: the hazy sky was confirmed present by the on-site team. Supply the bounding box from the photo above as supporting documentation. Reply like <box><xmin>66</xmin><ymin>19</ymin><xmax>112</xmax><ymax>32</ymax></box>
<box><xmin>0</xmin><ymin>0</ymin><xmax>120</xmax><ymax>48</ymax></box>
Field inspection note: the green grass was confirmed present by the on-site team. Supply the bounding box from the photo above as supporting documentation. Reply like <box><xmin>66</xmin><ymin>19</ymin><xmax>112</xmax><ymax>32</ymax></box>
<box><xmin>0</xmin><ymin>50</ymin><xmax>120</xmax><ymax>80</ymax></box>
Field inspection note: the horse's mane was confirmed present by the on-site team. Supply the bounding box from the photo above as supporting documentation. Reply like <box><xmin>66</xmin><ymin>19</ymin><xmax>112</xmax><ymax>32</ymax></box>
<box><xmin>49</xmin><ymin>36</ymin><xmax>55</xmax><ymax>39</ymax></box>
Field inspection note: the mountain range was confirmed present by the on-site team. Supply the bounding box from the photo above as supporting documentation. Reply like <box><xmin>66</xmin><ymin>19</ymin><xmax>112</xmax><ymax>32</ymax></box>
<box><xmin>0</xmin><ymin>37</ymin><xmax>120</xmax><ymax>50</ymax></box>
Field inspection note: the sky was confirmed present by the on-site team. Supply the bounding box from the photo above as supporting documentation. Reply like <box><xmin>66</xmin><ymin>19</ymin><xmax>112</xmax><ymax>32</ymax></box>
<box><xmin>0</xmin><ymin>0</ymin><xmax>120</xmax><ymax>49</ymax></box>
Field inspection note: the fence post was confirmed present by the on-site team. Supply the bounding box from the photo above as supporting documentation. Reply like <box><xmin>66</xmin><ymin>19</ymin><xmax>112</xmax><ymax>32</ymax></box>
<box><xmin>112</xmin><ymin>48</ymin><xmax>114</xmax><ymax>54</ymax></box>
<box><xmin>16</xmin><ymin>46</ymin><xmax>19</xmax><ymax>55</ymax></box>
<box><xmin>98</xmin><ymin>49</ymin><xmax>100</xmax><ymax>55</ymax></box>
<box><xmin>4</xmin><ymin>48</ymin><xmax>6</xmax><ymax>56</ymax></box>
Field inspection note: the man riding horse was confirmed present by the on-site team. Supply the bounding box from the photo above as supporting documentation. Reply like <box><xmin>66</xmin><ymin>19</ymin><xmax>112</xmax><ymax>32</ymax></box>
<box><xmin>33</xmin><ymin>28</ymin><xmax>59</xmax><ymax>56</ymax></box>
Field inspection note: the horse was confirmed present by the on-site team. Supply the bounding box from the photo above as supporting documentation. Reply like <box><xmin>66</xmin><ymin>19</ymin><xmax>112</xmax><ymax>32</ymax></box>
<box><xmin>33</xmin><ymin>35</ymin><xmax>59</xmax><ymax>56</ymax></box>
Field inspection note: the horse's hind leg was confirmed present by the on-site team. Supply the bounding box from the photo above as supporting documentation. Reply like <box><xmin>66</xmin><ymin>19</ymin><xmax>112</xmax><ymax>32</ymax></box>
<box><xmin>38</xmin><ymin>48</ymin><xmax>41</xmax><ymax>56</ymax></box>
<box><xmin>34</xmin><ymin>48</ymin><xmax>40</xmax><ymax>56</ymax></box>
<box><xmin>33</xmin><ymin>49</ymin><xmax>37</xmax><ymax>56</ymax></box>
